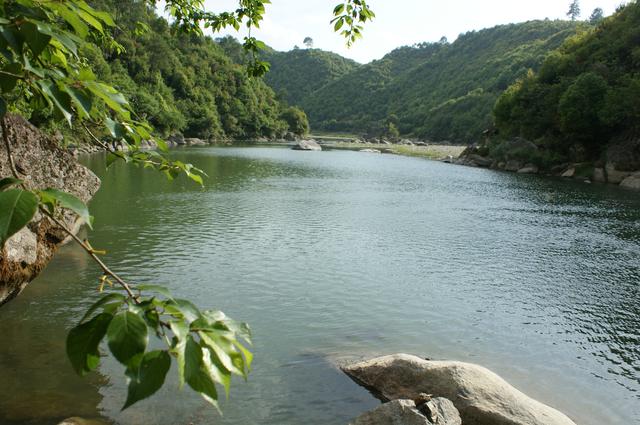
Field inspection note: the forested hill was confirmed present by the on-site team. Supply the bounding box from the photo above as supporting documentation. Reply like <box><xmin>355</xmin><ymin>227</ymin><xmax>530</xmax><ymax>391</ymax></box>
<box><xmin>261</xmin><ymin>49</ymin><xmax>360</xmax><ymax>106</ymax></box>
<box><xmin>81</xmin><ymin>0</ymin><xmax>301</xmax><ymax>140</ymax></box>
<box><xmin>262</xmin><ymin>20</ymin><xmax>577</xmax><ymax>143</ymax></box>
<box><xmin>492</xmin><ymin>1</ymin><xmax>640</xmax><ymax>167</ymax></box>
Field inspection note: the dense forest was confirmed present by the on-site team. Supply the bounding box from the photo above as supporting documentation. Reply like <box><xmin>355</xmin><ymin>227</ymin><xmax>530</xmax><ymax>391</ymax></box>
<box><xmin>41</xmin><ymin>0</ymin><xmax>309</xmax><ymax>141</ymax></box>
<box><xmin>262</xmin><ymin>48</ymin><xmax>360</xmax><ymax>107</ymax></box>
<box><xmin>491</xmin><ymin>1</ymin><xmax>640</xmax><ymax>167</ymax></box>
<box><xmin>262</xmin><ymin>20</ymin><xmax>579</xmax><ymax>143</ymax></box>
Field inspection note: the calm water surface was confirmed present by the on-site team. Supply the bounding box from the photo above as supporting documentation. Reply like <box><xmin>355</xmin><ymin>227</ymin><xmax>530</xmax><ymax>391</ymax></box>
<box><xmin>0</xmin><ymin>147</ymin><xmax>638</xmax><ymax>425</ymax></box>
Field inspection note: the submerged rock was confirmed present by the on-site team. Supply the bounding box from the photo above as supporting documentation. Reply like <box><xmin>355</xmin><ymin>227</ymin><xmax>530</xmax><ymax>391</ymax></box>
<box><xmin>0</xmin><ymin>114</ymin><xmax>100</xmax><ymax>306</ymax></box>
<box><xmin>292</xmin><ymin>139</ymin><xmax>322</xmax><ymax>151</ymax></box>
<box><xmin>342</xmin><ymin>354</ymin><xmax>577</xmax><ymax>425</ymax></box>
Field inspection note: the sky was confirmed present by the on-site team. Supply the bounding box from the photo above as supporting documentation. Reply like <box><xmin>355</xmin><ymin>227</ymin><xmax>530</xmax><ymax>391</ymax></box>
<box><xmin>200</xmin><ymin>0</ymin><xmax>627</xmax><ymax>63</ymax></box>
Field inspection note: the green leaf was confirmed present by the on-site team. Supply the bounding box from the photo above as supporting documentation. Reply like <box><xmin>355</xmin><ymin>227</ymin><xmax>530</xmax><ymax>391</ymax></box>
<box><xmin>64</xmin><ymin>86</ymin><xmax>92</xmax><ymax>118</ymax></box>
<box><xmin>185</xmin><ymin>336</ymin><xmax>219</xmax><ymax>408</ymax></box>
<box><xmin>66</xmin><ymin>312</ymin><xmax>113</xmax><ymax>375</ymax></box>
<box><xmin>18</xmin><ymin>21</ymin><xmax>51</xmax><ymax>56</ymax></box>
<box><xmin>169</xmin><ymin>320</ymin><xmax>189</xmax><ymax>388</ymax></box>
<box><xmin>199</xmin><ymin>331</ymin><xmax>246</xmax><ymax>378</ymax></box>
<box><xmin>0</xmin><ymin>177</ymin><xmax>22</xmax><ymax>191</ymax></box>
<box><xmin>80</xmin><ymin>293</ymin><xmax>126</xmax><ymax>323</ymax></box>
<box><xmin>123</xmin><ymin>350</ymin><xmax>171</xmax><ymax>409</ymax></box>
<box><xmin>0</xmin><ymin>63</ymin><xmax>22</xmax><ymax>93</ymax></box>
<box><xmin>36</xmin><ymin>80</ymin><xmax>72</xmax><ymax>126</ymax></box>
<box><xmin>38</xmin><ymin>188</ymin><xmax>93</xmax><ymax>229</ymax></box>
<box><xmin>136</xmin><ymin>284</ymin><xmax>173</xmax><ymax>300</ymax></box>
<box><xmin>201</xmin><ymin>345</ymin><xmax>232</xmax><ymax>398</ymax></box>
<box><xmin>0</xmin><ymin>189</ymin><xmax>38</xmax><ymax>246</ymax></box>
<box><xmin>165</xmin><ymin>299</ymin><xmax>201</xmax><ymax>323</ymax></box>
<box><xmin>107</xmin><ymin>311</ymin><xmax>148</xmax><ymax>365</ymax></box>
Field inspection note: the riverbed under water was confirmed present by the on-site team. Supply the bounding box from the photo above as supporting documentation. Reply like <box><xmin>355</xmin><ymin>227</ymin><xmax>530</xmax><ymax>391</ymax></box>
<box><xmin>0</xmin><ymin>147</ymin><xmax>638</xmax><ymax>425</ymax></box>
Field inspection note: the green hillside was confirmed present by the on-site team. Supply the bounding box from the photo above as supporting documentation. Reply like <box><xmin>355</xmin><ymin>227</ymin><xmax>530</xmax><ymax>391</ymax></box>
<box><xmin>300</xmin><ymin>20</ymin><xmax>578</xmax><ymax>143</ymax></box>
<box><xmin>492</xmin><ymin>1</ymin><xmax>640</xmax><ymax>166</ymax></box>
<box><xmin>68</xmin><ymin>0</ymin><xmax>302</xmax><ymax>140</ymax></box>
<box><xmin>262</xmin><ymin>48</ymin><xmax>360</xmax><ymax>106</ymax></box>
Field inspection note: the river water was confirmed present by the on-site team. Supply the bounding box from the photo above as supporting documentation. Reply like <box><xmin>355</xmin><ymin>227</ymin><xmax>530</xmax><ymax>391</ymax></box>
<box><xmin>0</xmin><ymin>146</ymin><xmax>638</xmax><ymax>425</ymax></box>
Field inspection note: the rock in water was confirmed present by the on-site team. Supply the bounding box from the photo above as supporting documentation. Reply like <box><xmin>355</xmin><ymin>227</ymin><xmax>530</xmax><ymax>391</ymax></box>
<box><xmin>342</xmin><ymin>354</ymin><xmax>577</xmax><ymax>425</ymax></box>
<box><xmin>0</xmin><ymin>114</ymin><xmax>101</xmax><ymax>306</ymax></box>
<box><xmin>350</xmin><ymin>399</ymin><xmax>461</xmax><ymax>425</ymax></box>
<box><xmin>620</xmin><ymin>172</ymin><xmax>640</xmax><ymax>190</ymax></box>
<box><xmin>292</xmin><ymin>139</ymin><xmax>322</xmax><ymax>151</ymax></box>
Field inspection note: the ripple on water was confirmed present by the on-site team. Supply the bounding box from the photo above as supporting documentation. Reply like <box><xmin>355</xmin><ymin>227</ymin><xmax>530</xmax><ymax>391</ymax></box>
<box><xmin>0</xmin><ymin>147</ymin><xmax>638</xmax><ymax>425</ymax></box>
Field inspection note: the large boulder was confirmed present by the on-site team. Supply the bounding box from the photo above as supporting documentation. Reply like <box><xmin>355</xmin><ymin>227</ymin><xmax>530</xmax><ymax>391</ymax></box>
<box><xmin>0</xmin><ymin>114</ymin><xmax>100</xmax><ymax>306</ymax></box>
<box><xmin>292</xmin><ymin>139</ymin><xmax>322</xmax><ymax>151</ymax></box>
<box><xmin>342</xmin><ymin>354</ymin><xmax>577</xmax><ymax>425</ymax></box>
<box><xmin>620</xmin><ymin>172</ymin><xmax>640</xmax><ymax>190</ymax></box>
<box><xmin>605</xmin><ymin>162</ymin><xmax>632</xmax><ymax>184</ymax></box>
<box><xmin>350</xmin><ymin>398</ymin><xmax>461</xmax><ymax>425</ymax></box>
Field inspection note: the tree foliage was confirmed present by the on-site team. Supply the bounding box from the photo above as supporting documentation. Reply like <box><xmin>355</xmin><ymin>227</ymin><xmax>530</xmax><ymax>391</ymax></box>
<box><xmin>494</xmin><ymin>1</ymin><xmax>640</xmax><ymax>163</ymax></box>
<box><xmin>567</xmin><ymin>0</ymin><xmax>581</xmax><ymax>21</ymax></box>
<box><xmin>269</xmin><ymin>20</ymin><xmax>577</xmax><ymax>143</ymax></box>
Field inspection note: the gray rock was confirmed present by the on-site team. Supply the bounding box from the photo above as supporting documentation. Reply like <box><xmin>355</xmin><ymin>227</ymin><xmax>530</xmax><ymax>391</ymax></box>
<box><xmin>168</xmin><ymin>133</ymin><xmax>185</xmax><ymax>145</ymax></box>
<box><xmin>0</xmin><ymin>114</ymin><xmax>101</xmax><ymax>306</ymax></box>
<box><xmin>561</xmin><ymin>167</ymin><xmax>576</xmax><ymax>178</ymax></box>
<box><xmin>351</xmin><ymin>400</ymin><xmax>431</xmax><ymax>425</ymax></box>
<box><xmin>620</xmin><ymin>172</ymin><xmax>640</xmax><ymax>190</ymax></box>
<box><xmin>414</xmin><ymin>395</ymin><xmax>462</xmax><ymax>425</ymax></box>
<box><xmin>592</xmin><ymin>168</ymin><xmax>606</xmax><ymax>183</ymax></box>
<box><xmin>185</xmin><ymin>137</ymin><xmax>207</xmax><ymax>146</ymax></box>
<box><xmin>605</xmin><ymin>162</ymin><xmax>632</xmax><ymax>184</ymax></box>
<box><xmin>292</xmin><ymin>139</ymin><xmax>322</xmax><ymax>151</ymax></box>
<box><xmin>504</xmin><ymin>160</ymin><xmax>523</xmax><ymax>172</ymax></box>
<box><xmin>517</xmin><ymin>164</ymin><xmax>539</xmax><ymax>174</ymax></box>
<box><xmin>468</xmin><ymin>154</ymin><xmax>492</xmax><ymax>168</ymax></box>
<box><xmin>342</xmin><ymin>354</ymin><xmax>577</xmax><ymax>425</ymax></box>
<box><xmin>360</xmin><ymin>149</ymin><xmax>381</xmax><ymax>154</ymax></box>
<box><xmin>350</xmin><ymin>398</ymin><xmax>460</xmax><ymax>425</ymax></box>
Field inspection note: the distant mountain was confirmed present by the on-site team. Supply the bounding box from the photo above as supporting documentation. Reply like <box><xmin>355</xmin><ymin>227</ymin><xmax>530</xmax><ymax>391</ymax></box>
<box><xmin>263</xmin><ymin>20</ymin><xmax>578</xmax><ymax>143</ymax></box>
<box><xmin>262</xmin><ymin>48</ymin><xmax>360</xmax><ymax>106</ymax></box>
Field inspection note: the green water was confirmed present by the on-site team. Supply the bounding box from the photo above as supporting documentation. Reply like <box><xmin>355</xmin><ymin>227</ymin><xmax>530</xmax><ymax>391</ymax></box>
<box><xmin>1</xmin><ymin>147</ymin><xmax>639</xmax><ymax>424</ymax></box>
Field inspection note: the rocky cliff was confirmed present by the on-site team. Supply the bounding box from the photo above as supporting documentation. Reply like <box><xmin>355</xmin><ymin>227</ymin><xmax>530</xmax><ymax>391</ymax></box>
<box><xmin>0</xmin><ymin>115</ymin><xmax>100</xmax><ymax>305</ymax></box>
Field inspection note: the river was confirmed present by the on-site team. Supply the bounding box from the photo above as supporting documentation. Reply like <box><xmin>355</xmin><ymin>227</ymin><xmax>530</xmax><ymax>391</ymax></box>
<box><xmin>0</xmin><ymin>146</ymin><xmax>638</xmax><ymax>425</ymax></box>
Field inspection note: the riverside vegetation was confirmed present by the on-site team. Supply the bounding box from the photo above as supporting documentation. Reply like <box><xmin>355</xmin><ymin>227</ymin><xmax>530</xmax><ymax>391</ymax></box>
<box><xmin>258</xmin><ymin>1</ymin><xmax>640</xmax><ymax>182</ymax></box>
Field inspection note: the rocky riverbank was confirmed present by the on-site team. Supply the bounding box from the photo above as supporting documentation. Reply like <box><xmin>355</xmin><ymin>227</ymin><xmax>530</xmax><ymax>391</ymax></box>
<box><xmin>342</xmin><ymin>354</ymin><xmax>577</xmax><ymax>425</ymax></box>
<box><xmin>455</xmin><ymin>137</ymin><xmax>640</xmax><ymax>190</ymax></box>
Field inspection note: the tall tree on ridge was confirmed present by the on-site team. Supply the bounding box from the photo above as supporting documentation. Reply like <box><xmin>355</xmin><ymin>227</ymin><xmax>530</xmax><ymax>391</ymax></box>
<box><xmin>567</xmin><ymin>0</ymin><xmax>581</xmax><ymax>21</ymax></box>
<box><xmin>304</xmin><ymin>36</ymin><xmax>314</xmax><ymax>48</ymax></box>
<box><xmin>589</xmin><ymin>7</ymin><xmax>605</xmax><ymax>24</ymax></box>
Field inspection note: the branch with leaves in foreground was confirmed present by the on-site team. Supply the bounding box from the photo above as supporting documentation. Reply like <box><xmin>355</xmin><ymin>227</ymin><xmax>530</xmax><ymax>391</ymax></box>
<box><xmin>1</xmin><ymin>116</ymin><xmax>252</xmax><ymax>410</ymax></box>
<box><xmin>0</xmin><ymin>0</ymin><xmax>373</xmax><ymax>412</ymax></box>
